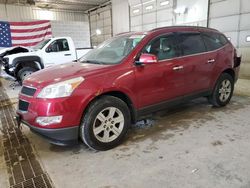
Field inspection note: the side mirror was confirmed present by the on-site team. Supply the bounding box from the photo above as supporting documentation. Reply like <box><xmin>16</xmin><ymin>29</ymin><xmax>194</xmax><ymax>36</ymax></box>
<box><xmin>46</xmin><ymin>46</ymin><xmax>52</xmax><ymax>53</ymax></box>
<box><xmin>135</xmin><ymin>53</ymin><xmax>158</xmax><ymax>66</ymax></box>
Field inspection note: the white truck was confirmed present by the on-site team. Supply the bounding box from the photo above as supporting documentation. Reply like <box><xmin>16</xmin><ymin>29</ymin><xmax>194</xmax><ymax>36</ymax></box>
<box><xmin>0</xmin><ymin>37</ymin><xmax>91</xmax><ymax>83</ymax></box>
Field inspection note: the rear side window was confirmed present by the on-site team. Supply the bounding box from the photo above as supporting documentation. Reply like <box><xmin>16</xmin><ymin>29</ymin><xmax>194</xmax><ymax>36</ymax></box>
<box><xmin>178</xmin><ymin>33</ymin><xmax>206</xmax><ymax>56</ymax></box>
<box><xmin>202</xmin><ymin>32</ymin><xmax>228</xmax><ymax>51</ymax></box>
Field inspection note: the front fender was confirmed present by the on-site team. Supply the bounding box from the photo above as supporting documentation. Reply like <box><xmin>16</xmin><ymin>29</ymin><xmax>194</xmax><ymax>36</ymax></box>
<box><xmin>12</xmin><ymin>56</ymin><xmax>44</xmax><ymax>69</ymax></box>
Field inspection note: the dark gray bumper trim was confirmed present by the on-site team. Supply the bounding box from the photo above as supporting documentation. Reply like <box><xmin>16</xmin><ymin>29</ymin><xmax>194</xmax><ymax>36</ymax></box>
<box><xmin>21</xmin><ymin>120</ymin><xmax>79</xmax><ymax>146</ymax></box>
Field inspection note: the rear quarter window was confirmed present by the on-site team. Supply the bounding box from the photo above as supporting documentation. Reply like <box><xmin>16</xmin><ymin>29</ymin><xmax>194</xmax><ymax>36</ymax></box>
<box><xmin>202</xmin><ymin>32</ymin><xmax>228</xmax><ymax>51</ymax></box>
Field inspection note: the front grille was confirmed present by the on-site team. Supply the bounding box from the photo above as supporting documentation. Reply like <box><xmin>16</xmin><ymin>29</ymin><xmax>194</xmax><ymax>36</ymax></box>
<box><xmin>21</xmin><ymin>86</ymin><xmax>36</xmax><ymax>96</ymax></box>
<box><xmin>18</xmin><ymin>100</ymin><xmax>29</xmax><ymax>112</ymax></box>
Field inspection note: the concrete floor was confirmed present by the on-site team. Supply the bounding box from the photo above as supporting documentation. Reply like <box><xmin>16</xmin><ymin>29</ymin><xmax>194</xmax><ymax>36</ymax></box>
<box><xmin>1</xmin><ymin>75</ymin><xmax>250</xmax><ymax>188</ymax></box>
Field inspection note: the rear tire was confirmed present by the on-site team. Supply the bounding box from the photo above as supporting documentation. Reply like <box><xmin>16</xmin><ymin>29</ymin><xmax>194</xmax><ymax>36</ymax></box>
<box><xmin>17</xmin><ymin>67</ymin><xmax>36</xmax><ymax>84</ymax></box>
<box><xmin>80</xmin><ymin>96</ymin><xmax>131</xmax><ymax>151</ymax></box>
<box><xmin>208</xmin><ymin>73</ymin><xmax>234</xmax><ymax>107</ymax></box>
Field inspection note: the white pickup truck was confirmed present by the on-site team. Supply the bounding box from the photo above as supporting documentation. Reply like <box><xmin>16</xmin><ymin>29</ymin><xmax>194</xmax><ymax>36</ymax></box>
<box><xmin>0</xmin><ymin>37</ymin><xmax>91</xmax><ymax>83</ymax></box>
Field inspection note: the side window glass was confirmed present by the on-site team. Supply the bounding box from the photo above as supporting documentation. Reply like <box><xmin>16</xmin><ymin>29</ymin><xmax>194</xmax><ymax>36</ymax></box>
<box><xmin>143</xmin><ymin>34</ymin><xmax>179</xmax><ymax>60</ymax></box>
<box><xmin>179</xmin><ymin>33</ymin><xmax>206</xmax><ymax>56</ymax></box>
<box><xmin>202</xmin><ymin>32</ymin><xmax>227</xmax><ymax>51</ymax></box>
<box><xmin>46</xmin><ymin>41</ymin><xmax>58</xmax><ymax>53</ymax></box>
<box><xmin>219</xmin><ymin>34</ymin><xmax>228</xmax><ymax>45</ymax></box>
<box><xmin>62</xmin><ymin>39</ymin><xmax>69</xmax><ymax>51</ymax></box>
<box><xmin>46</xmin><ymin>39</ymin><xmax>69</xmax><ymax>53</ymax></box>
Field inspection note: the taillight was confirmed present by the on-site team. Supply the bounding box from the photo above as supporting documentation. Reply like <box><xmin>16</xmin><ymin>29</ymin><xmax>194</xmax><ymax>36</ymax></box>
<box><xmin>233</xmin><ymin>48</ymin><xmax>241</xmax><ymax>68</ymax></box>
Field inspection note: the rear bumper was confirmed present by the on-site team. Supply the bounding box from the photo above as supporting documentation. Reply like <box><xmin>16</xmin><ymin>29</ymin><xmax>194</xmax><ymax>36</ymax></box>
<box><xmin>21</xmin><ymin>119</ymin><xmax>79</xmax><ymax>146</ymax></box>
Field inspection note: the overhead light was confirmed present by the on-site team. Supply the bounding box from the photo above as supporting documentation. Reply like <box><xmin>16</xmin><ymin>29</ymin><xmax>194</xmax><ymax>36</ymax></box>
<box><xmin>37</xmin><ymin>10</ymin><xmax>54</xmax><ymax>20</ymax></box>
<box><xmin>143</xmin><ymin>0</ymin><xmax>155</xmax><ymax>5</ymax></box>
<box><xmin>133</xmin><ymin>3</ymin><xmax>142</xmax><ymax>8</ymax></box>
<box><xmin>96</xmin><ymin>29</ymin><xmax>102</xmax><ymax>35</ymax></box>
<box><xmin>246</xmin><ymin>36</ymin><xmax>250</xmax><ymax>42</ymax></box>
<box><xmin>160</xmin><ymin>1</ymin><xmax>170</xmax><ymax>6</ymax></box>
<box><xmin>174</xmin><ymin>6</ymin><xmax>187</xmax><ymax>14</ymax></box>
<box><xmin>133</xmin><ymin>0</ymin><xmax>155</xmax><ymax>8</ymax></box>
<box><xmin>133</xmin><ymin>9</ymin><xmax>140</xmax><ymax>13</ymax></box>
<box><xmin>145</xmin><ymin>5</ymin><xmax>153</xmax><ymax>10</ymax></box>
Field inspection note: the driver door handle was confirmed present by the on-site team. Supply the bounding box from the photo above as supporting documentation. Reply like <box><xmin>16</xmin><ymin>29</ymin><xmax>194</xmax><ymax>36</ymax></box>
<box><xmin>207</xmin><ymin>59</ymin><xmax>215</xmax><ymax>63</ymax></box>
<box><xmin>173</xmin><ymin>65</ymin><xmax>184</xmax><ymax>71</ymax></box>
<box><xmin>64</xmin><ymin>54</ymin><xmax>72</xmax><ymax>56</ymax></box>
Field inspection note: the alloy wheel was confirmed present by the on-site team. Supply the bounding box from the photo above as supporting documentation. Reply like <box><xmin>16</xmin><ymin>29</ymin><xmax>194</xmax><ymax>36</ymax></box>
<box><xmin>218</xmin><ymin>79</ymin><xmax>232</xmax><ymax>102</ymax></box>
<box><xmin>93</xmin><ymin>107</ymin><xmax>124</xmax><ymax>143</ymax></box>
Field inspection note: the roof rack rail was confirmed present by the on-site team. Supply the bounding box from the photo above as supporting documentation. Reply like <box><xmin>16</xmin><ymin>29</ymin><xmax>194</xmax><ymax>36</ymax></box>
<box><xmin>149</xmin><ymin>25</ymin><xmax>218</xmax><ymax>32</ymax></box>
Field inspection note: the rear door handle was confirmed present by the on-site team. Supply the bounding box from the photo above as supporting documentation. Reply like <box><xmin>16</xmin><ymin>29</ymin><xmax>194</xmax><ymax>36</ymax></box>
<box><xmin>173</xmin><ymin>65</ymin><xmax>184</xmax><ymax>71</ymax></box>
<box><xmin>64</xmin><ymin>54</ymin><xmax>72</xmax><ymax>56</ymax></box>
<box><xmin>207</xmin><ymin>59</ymin><xmax>215</xmax><ymax>63</ymax></box>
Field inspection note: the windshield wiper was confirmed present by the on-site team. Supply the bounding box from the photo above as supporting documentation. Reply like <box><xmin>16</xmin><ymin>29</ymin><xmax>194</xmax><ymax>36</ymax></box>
<box><xmin>83</xmin><ymin>60</ymin><xmax>104</xmax><ymax>65</ymax></box>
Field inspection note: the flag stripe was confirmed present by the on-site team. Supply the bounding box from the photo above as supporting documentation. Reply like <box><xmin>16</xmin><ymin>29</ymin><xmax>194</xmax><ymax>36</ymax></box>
<box><xmin>11</xmin><ymin>28</ymin><xmax>52</xmax><ymax>37</ymax></box>
<box><xmin>10</xmin><ymin>25</ymin><xmax>51</xmax><ymax>33</ymax></box>
<box><xmin>12</xmin><ymin>35</ymin><xmax>52</xmax><ymax>44</ymax></box>
<box><xmin>12</xmin><ymin>40</ymin><xmax>47</xmax><ymax>47</ymax></box>
<box><xmin>10</xmin><ymin>22</ymin><xmax>50</xmax><ymax>30</ymax></box>
<box><xmin>10</xmin><ymin>20</ymin><xmax>50</xmax><ymax>26</ymax></box>
<box><xmin>11</xmin><ymin>32</ymin><xmax>52</xmax><ymax>40</ymax></box>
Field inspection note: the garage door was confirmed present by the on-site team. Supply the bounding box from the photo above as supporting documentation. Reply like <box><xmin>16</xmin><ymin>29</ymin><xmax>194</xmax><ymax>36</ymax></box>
<box><xmin>89</xmin><ymin>5</ymin><xmax>112</xmax><ymax>47</ymax></box>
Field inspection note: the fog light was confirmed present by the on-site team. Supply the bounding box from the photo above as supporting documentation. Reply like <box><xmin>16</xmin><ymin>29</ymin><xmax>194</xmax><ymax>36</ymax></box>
<box><xmin>36</xmin><ymin>116</ymin><xmax>62</xmax><ymax>126</ymax></box>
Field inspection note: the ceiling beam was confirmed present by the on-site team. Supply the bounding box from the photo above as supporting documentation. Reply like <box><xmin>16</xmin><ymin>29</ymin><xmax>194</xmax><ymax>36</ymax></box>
<box><xmin>35</xmin><ymin>0</ymin><xmax>100</xmax><ymax>6</ymax></box>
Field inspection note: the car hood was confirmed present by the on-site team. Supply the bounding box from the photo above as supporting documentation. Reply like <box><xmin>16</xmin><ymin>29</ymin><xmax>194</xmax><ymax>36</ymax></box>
<box><xmin>24</xmin><ymin>61</ymin><xmax>113</xmax><ymax>88</ymax></box>
<box><xmin>0</xmin><ymin>46</ymin><xmax>30</xmax><ymax>58</ymax></box>
<box><xmin>5</xmin><ymin>51</ymin><xmax>39</xmax><ymax>59</ymax></box>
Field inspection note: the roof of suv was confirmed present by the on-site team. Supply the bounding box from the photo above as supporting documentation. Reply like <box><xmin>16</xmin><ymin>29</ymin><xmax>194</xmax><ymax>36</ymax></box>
<box><xmin>148</xmin><ymin>26</ymin><xmax>218</xmax><ymax>34</ymax></box>
<box><xmin>116</xmin><ymin>26</ymin><xmax>219</xmax><ymax>37</ymax></box>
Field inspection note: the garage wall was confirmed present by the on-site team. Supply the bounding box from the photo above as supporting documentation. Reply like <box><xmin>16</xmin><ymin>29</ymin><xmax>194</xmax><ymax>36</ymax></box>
<box><xmin>175</xmin><ymin>0</ymin><xmax>208</xmax><ymax>26</ymax></box>
<box><xmin>0</xmin><ymin>4</ymin><xmax>87</xmax><ymax>22</ymax></box>
<box><xmin>128</xmin><ymin>0</ymin><xmax>208</xmax><ymax>32</ymax></box>
<box><xmin>129</xmin><ymin>0</ymin><xmax>174</xmax><ymax>31</ymax></box>
<box><xmin>89</xmin><ymin>4</ymin><xmax>112</xmax><ymax>47</ymax></box>
<box><xmin>0</xmin><ymin>4</ymin><xmax>90</xmax><ymax>48</ymax></box>
<box><xmin>208</xmin><ymin>0</ymin><xmax>250</xmax><ymax>78</ymax></box>
<box><xmin>51</xmin><ymin>21</ymin><xmax>90</xmax><ymax>48</ymax></box>
<box><xmin>112</xmin><ymin>0</ymin><xmax>130</xmax><ymax>35</ymax></box>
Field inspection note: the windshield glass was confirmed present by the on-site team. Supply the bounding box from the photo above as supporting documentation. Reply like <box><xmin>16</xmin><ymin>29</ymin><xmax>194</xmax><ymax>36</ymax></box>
<box><xmin>33</xmin><ymin>39</ymin><xmax>51</xmax><ymax>50</ymax></box>
<box><xmin>79</xmin><ymin>34</ymin><xmax>145</xmax><ymax>64</ymax></box>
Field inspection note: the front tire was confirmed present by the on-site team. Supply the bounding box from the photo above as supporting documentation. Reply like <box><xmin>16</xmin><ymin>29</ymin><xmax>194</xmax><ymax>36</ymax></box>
<box><xmin>208</xmin><ymin>73</ymin><xmax>234</xmax><ymax>107</ymax></box>
<box><xmin>80</xmin><ymin>96</ymin><xmax>131</xmax><ymax>151</ymax></box>
<box><xmin>17</xmin><ymin>67</ymin><xmax>36</xmax><ymax>84</ymax></box>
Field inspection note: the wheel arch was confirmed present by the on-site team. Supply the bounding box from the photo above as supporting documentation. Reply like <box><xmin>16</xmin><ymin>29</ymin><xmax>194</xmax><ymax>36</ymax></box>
<box><xmin>211</xmin><ymin>68</ymin><xmax>235</xmax><ymax>91</ymax></box>
<box><xmin>13</xmin><ymin>56</ymin><xmax>44</xmax><ymax>76</ymax></box>
<box><xmin>222</xmin><ymin>68</ymin><xmax>235</xmax><ymax>81</ymax></box>
<box><xmin>83</xmin><ymin>90</ymin><xmax>137</xmax><ymax>124</ymax></box>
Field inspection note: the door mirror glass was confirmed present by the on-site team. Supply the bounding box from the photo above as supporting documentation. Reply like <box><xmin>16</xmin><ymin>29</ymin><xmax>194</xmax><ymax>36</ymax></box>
<box><xmin>138</xmin><ymin>53</ymin><xmax>158</xmax><ymax>64</ymax></box>
<box><xmin>45</xmin><ymin>46</ymin><xmax>53</xmax><ymax>53</ymax></box>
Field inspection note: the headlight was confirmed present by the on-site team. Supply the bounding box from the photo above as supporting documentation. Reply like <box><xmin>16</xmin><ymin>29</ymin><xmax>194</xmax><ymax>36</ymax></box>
<box><xmin>37</xmin><ymin>77</ymin><xmax>84</xmax><ymax>99</ymax></box>
<box><xmin>2</xmin><ymin>57</ymin><xmax>9</xmax><ymax>65</ymax></box>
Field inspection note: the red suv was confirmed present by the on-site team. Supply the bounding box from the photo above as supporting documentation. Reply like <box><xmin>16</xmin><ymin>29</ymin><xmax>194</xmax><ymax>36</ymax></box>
<box><xmin>17</xmin><ymin>26</ymin><xmax>241</xmax><ymax>151</ymax></box>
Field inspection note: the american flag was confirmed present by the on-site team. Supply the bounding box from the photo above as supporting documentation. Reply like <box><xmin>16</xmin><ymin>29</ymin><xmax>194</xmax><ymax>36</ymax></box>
<box><xmin>0</xmin><ymin>20</ymin><xmax>52</xmax><ymax>48</ymax></box>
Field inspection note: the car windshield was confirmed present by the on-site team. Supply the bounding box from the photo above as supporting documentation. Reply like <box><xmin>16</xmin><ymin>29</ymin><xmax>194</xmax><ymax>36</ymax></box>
<box><xmin>33</xmin><ymin>39</ymin><xmax>51</xmax><ymax>50</ymax></box>
<box><xmin>79</xmin><ymin>34</ymin><xmax>145</xmax><ymax>65</ymax></box>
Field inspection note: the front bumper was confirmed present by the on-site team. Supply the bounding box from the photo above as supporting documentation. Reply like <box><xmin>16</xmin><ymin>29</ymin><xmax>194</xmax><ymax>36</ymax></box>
<box><xmin>20</xmin><ymin>118</ymin><xmax>79</xmax><ymax>146</ymax></box>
